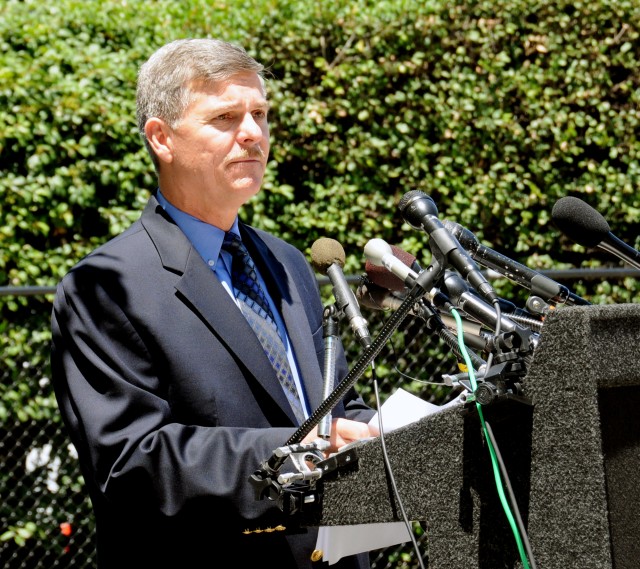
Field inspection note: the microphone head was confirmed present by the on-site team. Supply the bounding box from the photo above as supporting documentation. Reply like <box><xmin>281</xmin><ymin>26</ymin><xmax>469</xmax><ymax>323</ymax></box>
<box><xmin>365</xmin><ymin>244</ymin><xmax>419</xmax><ymax>292</ymax></box>
<box><xmin>392</xmin><ymin>245</ymin><xmax>422</xmax><ymax>273</ymax></box>
<box><xmin>363</xmin><ymin>238</ymin><xmax>392</xmax><ymax>266</ymax></box>
<box><xmin>397</xmin><ymin>190</ymin><xmax>438</xmax><ymax>230</ymax></box>
<box><xmin>551</xmin><ymin>196</ymin><xmax>611</xmax><ymax>248</ymax></box>
<box><xmin>310</xmin><ymin>237</ymin><xmax>346</xmax><ymax>275</ymax></box>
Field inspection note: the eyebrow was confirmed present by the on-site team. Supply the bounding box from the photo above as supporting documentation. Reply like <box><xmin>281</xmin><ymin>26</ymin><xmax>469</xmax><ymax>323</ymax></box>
<box><xmin>207</xmin><ymin>100</ymin><xmax>271</xmax><ymax>115</ymax></box>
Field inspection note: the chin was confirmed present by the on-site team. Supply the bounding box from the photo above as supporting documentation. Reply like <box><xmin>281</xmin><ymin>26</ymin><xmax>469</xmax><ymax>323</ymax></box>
<box><xmin>233</xmin><ymin>178</ymin><xmax>263</xmax><ymax>195</ymax></box>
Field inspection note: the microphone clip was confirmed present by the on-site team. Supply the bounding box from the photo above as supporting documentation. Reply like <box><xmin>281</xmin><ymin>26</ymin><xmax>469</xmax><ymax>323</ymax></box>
<box><xmin>249</xmin><ymin>439</ymin><xmax>329</xmax><ymax>502</ymax></box>
<box><xmin>280</xmin><ymin>441</ymin><xmax>366</xmax><ymax>517</ymax></box>
<box><xmin>445</xmin><ymin>359</ymin><xmax>531</xmax><ymax>409</ymax></box>
<box><xmin>249</xmin><ymin>438</ymin><xmax>365</xmax><ymax>528</ymax></box>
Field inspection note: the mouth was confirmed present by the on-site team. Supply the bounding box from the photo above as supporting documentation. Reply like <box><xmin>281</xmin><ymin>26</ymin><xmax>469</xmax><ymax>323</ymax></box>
<box><xmin>230</xmin><ymin>157</ymin><xmax>261</xmax><ymax>164</ymax></box>
<box><xmin>226</xmin><ymin>149</ymin><xmax>265</xmax><ymax>166</ymax></box>
<box><xmin>227</xmin><ymin>159</ymin><xmax>264</xmax><ymax>171</ymax></box>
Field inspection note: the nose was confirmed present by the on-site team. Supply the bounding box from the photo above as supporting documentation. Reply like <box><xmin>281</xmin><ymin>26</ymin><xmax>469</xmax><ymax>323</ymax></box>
<box><xmin>237</xmin><ymin>113</ymin><xmax>264</xmax><ymax>143</ymax></box>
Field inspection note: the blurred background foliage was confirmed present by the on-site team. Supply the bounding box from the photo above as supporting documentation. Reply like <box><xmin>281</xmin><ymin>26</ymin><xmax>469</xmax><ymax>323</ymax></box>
<box><xmin>1</xmin><ymin>0</ymin><xmax>639</xmax><ymax>302</ymax></box>
<box><xmin>1</xmin><ymin>0</ymin><xmax>639</xmax><ymax>566</ymax></box>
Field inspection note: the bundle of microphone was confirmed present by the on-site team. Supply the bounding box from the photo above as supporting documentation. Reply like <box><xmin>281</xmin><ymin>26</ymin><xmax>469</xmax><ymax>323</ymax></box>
<box><xmin>310</xmin><ymin>189</ymin><xmax>640</xmax><ymax>405</ymax></box>
<box><xmin>250</xmin><ymin>188</ymin><xmax>640</xmax><ymax>519</ymax></box>
<box><xmin>294</xmin><ymin>192</ymin><xmax>640</xmax><ymax>569</ymax></box>
<box><xmin>312</xmin><ymin>190</ymin><xmax>640</xmax><ymax>408</ymax></box>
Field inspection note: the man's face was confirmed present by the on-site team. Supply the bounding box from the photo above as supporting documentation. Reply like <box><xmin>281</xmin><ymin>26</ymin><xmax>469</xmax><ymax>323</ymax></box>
<box><xmin>165</xmin><ymin>72</ymin><xmax>270</xmax><ymax>214</ymax></box>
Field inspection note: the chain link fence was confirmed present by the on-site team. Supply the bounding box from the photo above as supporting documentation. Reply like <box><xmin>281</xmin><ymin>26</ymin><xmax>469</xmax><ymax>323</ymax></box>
<box><xmin>1</xmin><ymin>286</ymin><xmax>462</xmax><ymax>569</ymax></box>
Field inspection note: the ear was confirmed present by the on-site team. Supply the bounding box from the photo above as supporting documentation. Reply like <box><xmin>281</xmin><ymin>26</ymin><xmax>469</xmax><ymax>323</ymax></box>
<box><xmin>145</xmin><ymin>118</ymin><xmax>174</xmax><ymax>164</ymax></box>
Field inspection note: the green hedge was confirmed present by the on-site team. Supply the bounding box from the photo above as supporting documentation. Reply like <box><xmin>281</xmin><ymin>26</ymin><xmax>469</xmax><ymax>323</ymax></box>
<box><xmin>2</xmin><ymin>0</ymin><xmax>639</xmax><ymax>434</ymax></box>
<box><xmin>2</xmin><ymin>0</ymin><xmax>639</xmax><ymax>305</ymax></box>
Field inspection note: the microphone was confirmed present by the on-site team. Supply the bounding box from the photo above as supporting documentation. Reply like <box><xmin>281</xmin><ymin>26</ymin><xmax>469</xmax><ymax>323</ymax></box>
<box><xmin>355</xmin><ymin>280</ymin><xmax>407</xmax><ymax>312</ymax></box>
<box><xmin>366</xmin><ymin>238</ymin><xmax>490</xmax><ymax>318</ymax></box>
<box><xmin>552</xmin><ymin>196</ymin><xmax>640</xmax><ymax>270</ymax></box>
<box><xmin>442</xmin><ymin>219</ymin><xmax>590</xmax><ymax>306</ymax></box>
<box><xmin>397</xmin><ymin>190</ymin><xmax>499</xmax><ymax>304</ymax></box>
<box><xmin>356</xmin><ymin>279</ymin><xmax>446</xmax><ymax>317</ymax></box>
<box><xmin>356</xmin><ymin>279</ymin><xmax>483</xmax><ymax>335</ymax></box>
<box><xmin>310</xmin><ymin>238</ymin><xmax>372</xmax><ymax>348</ymax></box>
<box><xmin>360</xmin><ymin>241</ymin><xmax>497</xmax><ymax>344</ymax></box>
<box><xmin>441</xmin><ymin>271</ymin><xmax>539</xmax><ymax>353</ymax></box>
<box><xmin>364</xmin><ymin>243</ymin><xmax>422</xmax><ymax>292</ymax></box>
<box><xmin>440</xmin><ymin>271</ymin><xmax>518</xmax><ymax>333</ymax></box>
<box><xmin>363</xmin><ymin>238</ymin><xmax>420</xmax><ymax>290</ymax></box>
<box><xmin>356</xmin><ymin>280</ymin><xmax>489</xmax><ymax>365</ymax></box>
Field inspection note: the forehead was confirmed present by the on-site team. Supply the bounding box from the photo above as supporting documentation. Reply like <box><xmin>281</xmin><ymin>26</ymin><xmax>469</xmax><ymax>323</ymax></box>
<box><xmin>190</xmin><ymin>72</ymin><xmax>267</xmax><ymax>101</ymax></box>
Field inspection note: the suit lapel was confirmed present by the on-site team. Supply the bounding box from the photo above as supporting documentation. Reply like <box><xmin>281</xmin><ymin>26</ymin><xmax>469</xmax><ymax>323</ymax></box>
<box><xmin>140</xmin><ymin>197</ymin><xmax>298</xmax><ymax>423</ymax></box>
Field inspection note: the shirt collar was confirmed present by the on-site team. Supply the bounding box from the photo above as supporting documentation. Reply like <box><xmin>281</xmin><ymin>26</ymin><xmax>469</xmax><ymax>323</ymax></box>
<box><xmin>155</xmin><ymin>189</ymin><xmax>240</xmax><ymax>266</ymax></box>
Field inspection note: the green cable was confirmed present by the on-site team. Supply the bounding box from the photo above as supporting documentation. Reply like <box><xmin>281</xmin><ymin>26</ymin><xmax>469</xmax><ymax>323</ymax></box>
<box><xmin>449</xmin><ymin>308</ymin><xmax>531</xmax><ymax>569</ymax></box>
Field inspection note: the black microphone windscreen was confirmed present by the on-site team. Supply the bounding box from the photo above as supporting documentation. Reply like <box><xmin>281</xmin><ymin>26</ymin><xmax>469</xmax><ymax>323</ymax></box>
<box><xmin>310</xmin><ymin>237</ymin><xmax>346</xmax><ymax>274</ymax></box>
<box><xmin>397</xmin><ymin>190</ymin><xmax>438</xmax><ymax>230</ymax></box>
<box><xmin>552</xmin><ymin>196</ymin><xmax>611</xmax><ymax>247</ymax></box>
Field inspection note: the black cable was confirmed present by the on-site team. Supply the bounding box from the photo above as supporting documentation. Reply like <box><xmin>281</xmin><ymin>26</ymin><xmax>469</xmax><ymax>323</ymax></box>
<box><xmin>372</xmin><ymin>368</ymin><xmax>427</xmax><ymax>569</ymax></box>
<box><xmin>484</xmin><ymin>420</ymin><xmax>538</xmax><ymax>569</ymax></box>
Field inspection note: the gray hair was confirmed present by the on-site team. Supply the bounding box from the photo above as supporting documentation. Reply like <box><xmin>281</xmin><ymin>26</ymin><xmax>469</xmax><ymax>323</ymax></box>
<box><xmin>136</xmin><ymin>38</ymin><xmax>266</xmax><ymax>170</ymax></box>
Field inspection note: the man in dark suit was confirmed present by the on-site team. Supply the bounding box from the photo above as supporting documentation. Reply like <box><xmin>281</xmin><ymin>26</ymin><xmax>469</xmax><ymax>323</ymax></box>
<box><xmin>51</xmin><ymin>38</ymin><xmax>378</xmax><ymax>569</ymax></box>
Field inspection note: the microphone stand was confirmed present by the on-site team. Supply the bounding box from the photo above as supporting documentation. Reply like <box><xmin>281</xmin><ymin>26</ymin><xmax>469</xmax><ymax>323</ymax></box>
<box><xmin>318</xmin><ymin>305</ymin><xmax>340</xmax><ymax>440</ymax></box>
<box><xmin>248</xmin><ymin>261</ymin><xmax>444</xmax><ymax>504</ymax></box>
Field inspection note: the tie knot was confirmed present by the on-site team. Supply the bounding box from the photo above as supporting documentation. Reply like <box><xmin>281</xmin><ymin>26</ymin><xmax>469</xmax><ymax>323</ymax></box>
<box><xmin>222</xmin><ymin>232</ymin><xmax>244</xmax><ymax>255</ymax></box>
<box><xmin>222</xmin><ymin>233</ymin><xmax>254</xmax><ymax>269</ymax></box>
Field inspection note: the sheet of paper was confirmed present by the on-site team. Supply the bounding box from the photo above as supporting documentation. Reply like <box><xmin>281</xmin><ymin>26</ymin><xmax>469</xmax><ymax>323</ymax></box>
<box><xmin>316</xmin><ymin>521</ymin><xmax>412</xmax><ymax>565</ymax></box>
<box><xmin>368</xmin><ymin>387</ymin><xmax>465</xmax><ymax>432</ymax></box>
<box><xmin>316</xmin><ymin>389</ymin><xmax>464</xmax><ymax>564</ymax></box>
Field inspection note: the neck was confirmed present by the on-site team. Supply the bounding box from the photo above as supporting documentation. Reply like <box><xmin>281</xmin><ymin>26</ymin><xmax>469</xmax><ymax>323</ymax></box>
<box><xmin>158</xmin><ymin>186</ymin><xmax>239</xmax><ymax>231</ymax></box>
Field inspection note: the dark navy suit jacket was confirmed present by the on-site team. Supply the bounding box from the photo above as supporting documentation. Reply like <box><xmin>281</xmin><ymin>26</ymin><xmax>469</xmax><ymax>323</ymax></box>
<box><xmin>51</xmin><ymin>194</ymin><xmax>373</xmax><ymax>569</ymax></box>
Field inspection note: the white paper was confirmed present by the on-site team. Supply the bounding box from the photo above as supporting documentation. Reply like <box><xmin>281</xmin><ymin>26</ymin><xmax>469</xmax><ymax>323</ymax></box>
<box><xmin>315</xmin><ymin>521</ymin><xmax>412</xmax><ymax>565</ymax></box>
<box><xmin>316</xmin><ymin>389</ymin><xmax>464</xmax><ymax>564</ymax></box>
<box><xmin>368</xmin><ymin>387</ymin><xmax>465</xmax><ymax>433</ymax></box>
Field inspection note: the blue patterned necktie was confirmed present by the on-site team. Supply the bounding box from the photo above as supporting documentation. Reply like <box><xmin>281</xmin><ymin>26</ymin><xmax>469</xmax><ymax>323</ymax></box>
<box><xmin>221</xmin><ymin>233</ymin><xmax>305</xmax><ymax>424</ymax></box>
